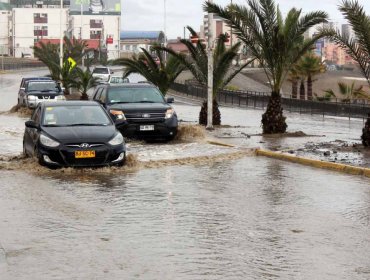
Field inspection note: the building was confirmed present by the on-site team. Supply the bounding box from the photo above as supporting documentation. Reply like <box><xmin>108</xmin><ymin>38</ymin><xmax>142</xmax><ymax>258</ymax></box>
<box><xmin>0</xmin><ymin>0</ymin><xmax>121</xmax><ymax>59</ymax></box>
<box><xmin>0</xmin><ymin>2</ymin><xmax>12</xmax><ymax>55</ymax></box>
<box><xmin>342</xmin><ymin>23</ymin><xmax>355</xmax><ymax>40</ymax></box>
<box><xmin>12</xmin><ymin>7</ymin><xmax>68</xmax><ymax>57</ymax></box>
<box><xmin>68</xmin><ymin>0</ymin><xmax>121</xmax><ymax>59</ymax></box>
<box><xmin>119</xmin><ymin>31</ymin><xmax>165</xmax><ymax>57</ymax></box>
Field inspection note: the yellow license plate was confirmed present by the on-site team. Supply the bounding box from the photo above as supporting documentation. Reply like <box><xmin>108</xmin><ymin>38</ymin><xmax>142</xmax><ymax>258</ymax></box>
<box><xmin>75</xmin><ymin>150</ymin><xmax>96</xmax><ymax>158</ymax></box>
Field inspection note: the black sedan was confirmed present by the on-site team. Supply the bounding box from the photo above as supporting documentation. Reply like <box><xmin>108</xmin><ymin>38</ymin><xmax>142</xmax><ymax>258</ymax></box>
<box><xmin>23</xmin><ymin>101</ymin><xmax>126</xmax><ymax>168</ymax></box>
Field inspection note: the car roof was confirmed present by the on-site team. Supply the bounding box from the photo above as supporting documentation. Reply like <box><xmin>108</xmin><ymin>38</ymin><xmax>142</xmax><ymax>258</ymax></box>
<box><xmin>22</xmin><ymin>77</ymin><xmax>52</xmax><ymax>81</ymax></box>
<box><xmin>103</xmin><ymin>83</ymin><xmax>155</xmax><ymax>89</ymax></box>
<box><xmin>40</xmin><ymin>101</ymin><xmax>101</xmax><ymax>107</ymax></box>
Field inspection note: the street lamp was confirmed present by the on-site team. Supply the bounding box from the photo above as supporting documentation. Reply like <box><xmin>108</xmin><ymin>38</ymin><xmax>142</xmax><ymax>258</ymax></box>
<box><xmin>59</xmin><ymin>0</ymin><xmax>63</xmax><ymax>69</ymax></box>
<box><xmin>206</xmin><ymin>0</ymin><xmax>214</xmax><ymax>130</ymax></box>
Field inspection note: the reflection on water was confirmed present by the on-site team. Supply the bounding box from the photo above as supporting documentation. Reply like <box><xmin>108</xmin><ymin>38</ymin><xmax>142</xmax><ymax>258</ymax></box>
<box><xmin>0</xmin><ymin>157</ymin><xmax>369</xmax><ymax>279</ymax></box>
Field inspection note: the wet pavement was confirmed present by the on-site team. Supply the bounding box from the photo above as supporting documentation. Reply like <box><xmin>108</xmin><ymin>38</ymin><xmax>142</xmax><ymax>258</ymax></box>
<box><xmin>0</xmin><ymin>69</ymin><xmax>369</xmax><ymax>279</ymax></box>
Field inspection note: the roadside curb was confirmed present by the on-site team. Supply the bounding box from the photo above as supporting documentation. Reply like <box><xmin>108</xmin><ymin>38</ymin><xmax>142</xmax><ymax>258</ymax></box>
<box><xmin>256</xmin><ymin>149</ymin><xmax>370</xmax><ymax>178</ymax></box>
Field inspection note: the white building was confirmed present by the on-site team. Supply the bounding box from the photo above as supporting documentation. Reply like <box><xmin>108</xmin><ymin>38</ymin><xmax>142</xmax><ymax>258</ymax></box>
<box><xmin>69</xmin><ymin>14</ymin><xmax>120</xmax><ymax>59</ymax></box>
<box><xmin>12</xmin><ymin>8</ymin><xmax>68</xmax><ymax>58</ymax></box>
<box><xmin>0</xmin><ymin>0</ymin><xmax>121</xmax><ymax>59</ymax></box>
<box><xmin>0</xmin><ymin>2</ymin><xmax>12</xmax><ymax>55</ymax></box>
<box><xmin>342</xmin><ymin>23</ymin><xmax>355</xmax><ymax>40</ymax></box>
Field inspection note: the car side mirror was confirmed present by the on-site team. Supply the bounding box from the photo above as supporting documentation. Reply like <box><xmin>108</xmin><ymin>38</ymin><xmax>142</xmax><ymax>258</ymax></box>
<box><xmin>111</xmin><ymin>71</ymin><xmax>114</xmax><ymax>74</ymax></box>
<box><xmin>166</xmin><ymin>97</ymin><xmax>174</xmax><ymax>103</ymax></box>
<box><xmin>25</xmin><ymin>120</ymin><xmax>39</xmax><ymax>129</ymax></box>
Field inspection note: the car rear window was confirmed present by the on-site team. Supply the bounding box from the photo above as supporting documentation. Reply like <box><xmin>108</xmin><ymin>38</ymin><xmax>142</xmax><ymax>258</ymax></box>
<box><xmin>93</xmin><ymin>68</ymin><xmax>109</xmax><ymax>74</ymax></box>
<box><xmin>108</xmin><ymin>87</ymin><xmax>165</xmax><ymax>104</ymax></box>
<box><xmin>43</xmin><ymin>105</ymin><xmax>112</xmax><ymax>126</ymax></box>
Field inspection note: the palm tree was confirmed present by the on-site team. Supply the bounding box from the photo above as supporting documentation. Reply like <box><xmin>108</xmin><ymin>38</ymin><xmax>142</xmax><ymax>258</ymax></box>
<box><xmin>157</xmin><ymin>26</ymin><xmax>252</xmax><ymax>125</ymax></box>
<box><xmin>33</xmin><ymin>36</ymin><xmax>88</xmax><ymax>90</ymax></box>
<box><xmin>321</xmin><ymin>0</ymin><xmax>370</xmax><ymax>147</ymax></box>
<box><xmin>323</xmin><ymin>82</ymin><xmax>369</xmax><ymax>103</ymax></box>
<box><xmin>204</xmin><ymin>0</ymin><xmax>329</xmax><ymax>133</ymax></box>
<box><xmin>322</xmin><ymin>0</ymin><xmax>370</xmax><ymax>87</ymax></box>
<box><xmin>288</xmin><ymin>66</ymin><xmax>300</xmax><ymax>99</ymax></box>
<box><xmin>112</xmin><ymin>47</ymin><xmax>185</xmax><ymax>95</ymax></box>
<box><xmin>71</xmin><ymin>68</ymin><xmax>100</xmax><ymax>100</ymax></box>
<box><xmin>295</xmin><ymin>52</ymin><xmax>325</xmax><ymax>100</ymax></box>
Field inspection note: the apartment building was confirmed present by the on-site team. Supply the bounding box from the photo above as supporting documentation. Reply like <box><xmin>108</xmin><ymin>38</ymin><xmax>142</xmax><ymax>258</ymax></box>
<box><xmin>0</xmin><ymin>0</ymin><xmax>121</xmax><ymax>59</ymax></box>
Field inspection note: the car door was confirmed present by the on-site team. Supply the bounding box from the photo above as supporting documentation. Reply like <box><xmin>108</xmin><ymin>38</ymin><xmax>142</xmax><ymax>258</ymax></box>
<box><xmin>24</xmin><ymin>106</ymin><xmax>42</xmax><ymax>155</ymax></box>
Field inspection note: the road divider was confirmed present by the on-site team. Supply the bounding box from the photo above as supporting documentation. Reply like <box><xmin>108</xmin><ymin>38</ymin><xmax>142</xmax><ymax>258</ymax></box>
<box><xmin>256</xmin><ymin>149</ymin><xmax>370</xmax><ymax>178</ymax></box>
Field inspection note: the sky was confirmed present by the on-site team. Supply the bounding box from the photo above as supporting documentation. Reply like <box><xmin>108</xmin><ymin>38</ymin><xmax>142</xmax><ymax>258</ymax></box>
<box><xmin>121</xmin><ymin>0</ymin><xmax>370</xmax><ymax>39</ymax></box>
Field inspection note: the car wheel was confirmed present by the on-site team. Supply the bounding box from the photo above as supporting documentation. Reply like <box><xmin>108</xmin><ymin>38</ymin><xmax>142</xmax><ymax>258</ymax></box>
<box><xmin>23</xmin><ymin>140</ymin><xmax>28</xmax><ymax>157</ymax></box>
<box><xmin>34</xmin><ymin>147</ymin><xmax>45</xmax><ymax>166</ymax></box>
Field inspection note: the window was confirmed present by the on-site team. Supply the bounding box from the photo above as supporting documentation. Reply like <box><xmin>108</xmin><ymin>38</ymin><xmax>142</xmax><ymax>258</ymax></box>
<box><xmin>90</xmin><ymin>30</ymin><xmax>102</xmax><ymax>39</ymax></box>
<box><xmin>125</xmin><ymin>45</ymin><xmax>130</xmax><ymax>51</ymax></box>
<box><xmin>34</xmin><ymin>13</ymin><xmax>47</xmax><ymax>23</ymax></box>
<box><xmin>90</xmin><ymin>19</ymin><xmax>103</xmax><ymax>28</ymax></box>
<box><xmin>34</xmin><ymin>26</ymin><xmax>48</xmax><ymax>37</ymax></box>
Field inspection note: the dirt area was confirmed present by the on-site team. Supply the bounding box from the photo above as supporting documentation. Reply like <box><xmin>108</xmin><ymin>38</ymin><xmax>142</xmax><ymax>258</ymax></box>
<box><xmin>241</xmin><ymin>67</ymin><xmax>370</xmax><ymax>98</ymax></box>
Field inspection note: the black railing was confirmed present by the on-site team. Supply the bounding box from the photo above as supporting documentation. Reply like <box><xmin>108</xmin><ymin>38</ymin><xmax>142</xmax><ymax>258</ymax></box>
<box><xmin>170</xmin><ymin>82</ymin><xmax>370</xmax><ymax>120</ymax></box>
<box><xmin>1</xmin><ymin>60</ymin><xmax>45</xmax><ymax>71</ymax></box>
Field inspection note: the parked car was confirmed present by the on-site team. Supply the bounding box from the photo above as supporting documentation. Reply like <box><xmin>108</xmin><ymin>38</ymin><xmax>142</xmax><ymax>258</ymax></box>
<box><xmin>23</xmin><ymin>101</ymin><xmax>126</xmax><ymax>168</ymax></box>
<box><xmin>18</xmin><ymin>79</ymin><xmax>65</xmax><ymax>108</ymax></box>
<box><xmin>92</xmin><ymin>83</ymin><xmax>178</xmax><ymax>140</ymax></box>
<box><xmin>108</xmin><ymin>76</ymin><xmax>130</xmax><ymax>84</ymax></box>
<box><xmin>92</xmin><ymin>66</ymin><xmax>113</xmax><ymax>82</ymax></box>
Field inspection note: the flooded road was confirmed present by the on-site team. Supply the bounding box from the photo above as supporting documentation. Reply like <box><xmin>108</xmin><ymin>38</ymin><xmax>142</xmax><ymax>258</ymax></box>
<box><xmin>0</xmin><ymin>69</ymin><xmax>370</xmax><ymax>279</ymax></box>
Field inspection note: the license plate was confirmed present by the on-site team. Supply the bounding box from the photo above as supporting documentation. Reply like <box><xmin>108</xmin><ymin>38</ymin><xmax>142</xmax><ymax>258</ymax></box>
<box><xmin>75</xmin><ymin>150</ymin><xmax>95</xmax><ymax>158</ymax></box>
<box><xmin>140</xmin><ymin>125</ymin><xmax>154</xmax><ymax>131</ymax></box>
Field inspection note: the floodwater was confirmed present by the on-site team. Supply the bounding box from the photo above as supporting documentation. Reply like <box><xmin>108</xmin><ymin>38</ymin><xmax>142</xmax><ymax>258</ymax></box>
<box><xmin>0</xmin><ymin>69</ymin><xmax>369</xmax><ymax>279</ymax></box>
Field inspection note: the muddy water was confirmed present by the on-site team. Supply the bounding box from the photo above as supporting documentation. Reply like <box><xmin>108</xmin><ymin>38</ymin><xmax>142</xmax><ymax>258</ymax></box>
<box><xmin>1</xmin><ymin>158</ymin><xmax>370</xmax><ymax>279</ymax></box>
<box><xmin>1</xmin><ymin>70</ymin><xmax>370</xmax><ymax>279</ymax></box>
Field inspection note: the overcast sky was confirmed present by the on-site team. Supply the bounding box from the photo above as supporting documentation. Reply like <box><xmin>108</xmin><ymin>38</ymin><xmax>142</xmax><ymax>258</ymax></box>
<box><xmin>121</xmin><ymin>0</ymin><xmax>370</xmax><ymax>39</ymax></box>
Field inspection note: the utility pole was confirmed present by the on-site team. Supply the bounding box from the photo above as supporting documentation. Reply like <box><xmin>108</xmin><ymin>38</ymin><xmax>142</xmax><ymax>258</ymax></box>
<box><xmin>230</xmin><ymin>0</ymin><xmax>233</xmax><ymax>47</ymax></box>
<box><xmin>59</xmin><ymin>0</ymin><xmax>63</xmax><ymax>69</ymax></box>
<box><xmin>163</xmin><ymin>0</ymin><xmax>167</xmax><ymax>63</ymax></box>
<box><xmin>206</xmin><ymin>0</ymin><xmax>214</xmax><ymax>129</ymax></box>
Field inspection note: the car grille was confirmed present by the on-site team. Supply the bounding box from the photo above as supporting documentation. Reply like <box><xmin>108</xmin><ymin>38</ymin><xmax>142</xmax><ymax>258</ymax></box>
<box><xmin>125</xmin><ymin>112</ymin><xmax>165</xmax><ymax>123</ymax></box>
<box><xmin>37</xmin><ymin>95</ymin><xmax>56</xmax><ymax>100</ymax></box>
<box><xmin>60</xmin><ymin>143</ymin><xmax>109</xmax><ymax>166</ymax></box>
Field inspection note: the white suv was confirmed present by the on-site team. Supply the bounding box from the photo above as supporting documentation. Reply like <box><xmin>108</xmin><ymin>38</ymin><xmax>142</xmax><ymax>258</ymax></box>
<box><xmin>92</xmin><ymin>66</ymin><xmax>113</xmax><ymax>82</ymax></box>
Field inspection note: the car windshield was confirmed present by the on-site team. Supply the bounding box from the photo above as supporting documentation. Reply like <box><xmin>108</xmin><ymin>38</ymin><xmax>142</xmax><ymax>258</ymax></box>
<box><xmin>28</xmin><ymin>82</ymin><xmax>60</xmax><ymax>92</ymax></box>
<box><xmin>42</xmin><ymin>105</ymin><xmax>112</xmax><ymax>126</ymax></box>
<box><xmin>108</xmin><ymin>87</ymin><xmax>165</xmax><ymax>104</ymax></box>
<box><xmin>93</xmin><ymin>68</ymin><xmax>109</xmax><ymax>74</ymax></box>
<box><xmin>110</xmin><ymin>77</ymin><xmax>129</xmax><ymax>84</ymax></box>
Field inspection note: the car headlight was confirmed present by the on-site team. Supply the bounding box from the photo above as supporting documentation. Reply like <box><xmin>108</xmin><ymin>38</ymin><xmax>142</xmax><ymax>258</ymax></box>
<box><xmin>40</xmin><ymin>134</ymin><xmax>60</xmax><ymax>147</ymax></box>
<box><xmin>108</xmin><ymin>133</ymin><xmax>124</xmax><ymax>146</ymax></box>
<box><xmin>110</xmin><ymin>110</ymin><xmax>126</xmax><ymax>120</ymax></box>
<box><xmin>55</xmin><ymin>95</ymin><xmax>66</xmax><ymax>101</ymax></box>
<box><xmin>27</xmin><ymin>95</ymin><xmax>37</xmax><ymax>101</ymax></box>
<box><xmin>165</xmin><ymin>108</ymin><xmax>175</xmax><ymax>119</ymax></box>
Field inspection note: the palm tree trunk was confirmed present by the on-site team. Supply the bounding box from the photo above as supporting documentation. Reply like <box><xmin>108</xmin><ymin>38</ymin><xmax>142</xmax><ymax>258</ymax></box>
<box><xmin>80</xmin><ymin>93</ymin><xmax>89</xmax><ymax>100</ymax></box>
<box><xmin>199</xmin><ymin>100</ymin><xmax>221</xmax><ymax>126</ymax></box>
<box><xmin>362</xmin><ymin>113</ymin><xmax>370</xmax><ymax>147</ymax></box>
<box><xmin>292</xmin><ymin>78</ymin><xmax>298</xmax><ymax>99</ymax></box>
<box><xmin>261</xmin><ymin>93</ymin><xmax>287</xmax><ymax>134</ymax></box>
<box><xmin>307</xmin><ymin>74</ymin><xmax>313</xmax><ymax>100</ymax></box>
<box><xmin>299</xmin><ymin>79</ymin><xmax>305</xmax><ymax>100</ymax></box>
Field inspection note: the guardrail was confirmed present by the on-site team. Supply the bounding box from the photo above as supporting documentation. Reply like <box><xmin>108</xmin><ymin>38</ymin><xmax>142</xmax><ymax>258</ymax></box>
<box><xmin>171</xmin><ymin>82</ymin><xmax>370</xmax><ymax>120</ymax></box>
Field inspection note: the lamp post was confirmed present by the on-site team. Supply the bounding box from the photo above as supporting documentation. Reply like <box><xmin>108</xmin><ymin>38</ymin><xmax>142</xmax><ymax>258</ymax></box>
<box><xmin>59</xmin><ymin>0</ymin><xmax>63</xmax><ymax>69</ymax></box>
<box><xmin>206</xmin><ymin>0</ymin><xmax>214</xmax><ymax>130</ymax></box>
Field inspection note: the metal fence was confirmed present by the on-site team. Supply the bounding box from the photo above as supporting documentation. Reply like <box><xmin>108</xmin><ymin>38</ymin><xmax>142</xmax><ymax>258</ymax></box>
<box><xmin>171</xmin><ymin>82</ymin><xmax>370</xmax><ymax>120</ymax></box>
<box><xmin>1</xmin><ymin>58</ymin><xmax>45</xmax><ymax>71</ymax></box>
